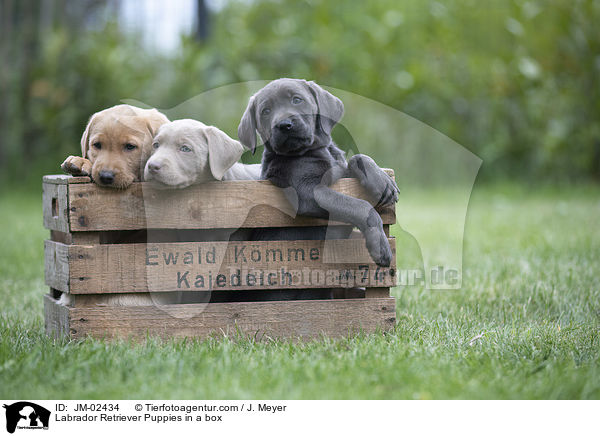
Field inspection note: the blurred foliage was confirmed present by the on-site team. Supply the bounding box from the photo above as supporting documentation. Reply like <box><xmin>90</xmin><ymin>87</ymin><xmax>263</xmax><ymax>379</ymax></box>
<box><xmin>1</xmin><ymin>0</ymin><xmax>599</xmax><ymax>185</ymax></box>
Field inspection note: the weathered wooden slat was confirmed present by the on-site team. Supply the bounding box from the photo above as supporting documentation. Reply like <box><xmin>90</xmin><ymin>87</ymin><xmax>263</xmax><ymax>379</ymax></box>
<box><xmin>44</xmin><ymin>294</ymin><xmax>71</xmax><ymax>338</ymax></box>
<box><xmin>44</xmin><ymin>241</ymin><xmax>70</xmax><ymax>291</ymax></box>
<box><xmin>44</xmin><ymin>295</ymin><xmax>396</xmax><ymax>340</ymax></box>
<box><xmin>42</xmin><ymin>182</ymin><xmax>69</xmax><ymax>232</ymax></box>
<box><xmin>46</xmin><ymin>238</ymin><xmax>397</xmax><ymax>294</ymax></box>
<box><xmin>66</xmin><ymin>172</ymin><xmax>396</xmax><ymax>231</ymax></box>
<box><xmin>43</xmin><ymin>175</ymin><xmax>91</xmax><ymax>185</ymax></box>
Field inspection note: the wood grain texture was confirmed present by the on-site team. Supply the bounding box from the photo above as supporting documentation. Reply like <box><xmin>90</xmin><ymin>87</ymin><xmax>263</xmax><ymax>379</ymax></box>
<box><xmin>43</xmin><ymin>175</ymin><xmax>91</xmax><ymax>184</ymax></box>
<box><xmin>44</xmin><ymin>294</ymin><xmax>71</xmax><ymax>338</ymax></box>
<box><xmin>45</xmin><ymin>238</ymin><xmax>397</xmax><ymax>294</ymax></box>
<box><xmin>65</xmin><ymin>172</ymin><xmax>396</xmax><ymax>231</ymax></box>
<box><xmin>44</xmin><ymin>296</ymin><xmax>396</xmax><ymax>340</ymax></box>
<box><xmin>42</xmin><ymin>182</ymin><xmax>69</xmax><ymax>232</ymax></box>
<box><xmin>44</xmin><ymin>241</ymin><xmax>70</xmax><ymax>291</ymax></box>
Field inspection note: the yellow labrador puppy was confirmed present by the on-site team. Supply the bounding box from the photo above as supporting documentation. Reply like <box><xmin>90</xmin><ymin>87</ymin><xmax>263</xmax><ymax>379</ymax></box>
<box><xmin>59</xmin><ymin>105</ymin><xmax>169</xmax><ymax>307</ymax></box>
<box><xmin>144</xmin><ymin>119</ymin><xmax>261</xmax><ymax>187</ymax></box>
<box><xmin>62</xmin><ymin>104</ymin><xmax>169</xmax><ymax>188</ymax></box>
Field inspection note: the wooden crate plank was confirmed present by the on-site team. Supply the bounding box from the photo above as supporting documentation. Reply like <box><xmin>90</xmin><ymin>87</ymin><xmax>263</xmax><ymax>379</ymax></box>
<box><xmin>44</xmin><ymin>240</ymin><xmax>70</xmax><ymax>292</ymax></box>
<box><xmin>64</xmin><ymin>297</ymin><xmax>396</xmax><ymax>340</ymax></box>
<box><xmin>42</xmin><ymin>182</ymin><xmax>69</xmax><ymax>232</ymax></box>
<box><xmin>67</xmin><ymin>176</ymin><xmax>396</xmax><ymax>231</ymax></box>
<box><xmin>49</xmin><ymin>238</ymin><xmax>396</xmax><ymax>294</ymax></box>
<box><xmin>43</xmin><ymin>294</ymin><xmax>71</xmax><ymax>338</ymax></box>
<box><xmin>43</xmin><ymin>175</ymin><xmax>91</xmax><ymax>184</ymax></box>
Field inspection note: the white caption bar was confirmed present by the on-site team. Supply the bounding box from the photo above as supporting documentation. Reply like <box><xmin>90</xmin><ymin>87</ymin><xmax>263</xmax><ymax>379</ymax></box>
<box><xmin>0</xmin><ymin>400</ymin><xmax>596</xmax><ymax>436</ymax></box>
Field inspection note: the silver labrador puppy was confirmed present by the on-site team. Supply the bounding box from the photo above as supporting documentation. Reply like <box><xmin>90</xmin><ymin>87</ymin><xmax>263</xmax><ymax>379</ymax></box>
<box><xmin>145</xmin><ymin>119</ymin><xmax>260</xmax><ymax>187</ymax></box>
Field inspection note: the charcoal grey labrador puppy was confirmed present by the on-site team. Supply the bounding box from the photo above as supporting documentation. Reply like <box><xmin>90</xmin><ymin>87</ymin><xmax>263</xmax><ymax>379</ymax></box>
<box><xmin>238</xmin><ymin>78</ymin><xmax>399</xmax><ymax>266</ymax></box>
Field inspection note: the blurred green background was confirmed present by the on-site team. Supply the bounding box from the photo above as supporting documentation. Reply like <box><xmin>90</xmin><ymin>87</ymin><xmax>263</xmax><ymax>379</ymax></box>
<box><xmin>1</xmin><ymin>0</ymin><xmax>599</xmax><ymax>400</ymax></box>
<box><xmin>1</xmin><ymin>0</ymin><xmax>599</xmax><ymax>186</ymax></box>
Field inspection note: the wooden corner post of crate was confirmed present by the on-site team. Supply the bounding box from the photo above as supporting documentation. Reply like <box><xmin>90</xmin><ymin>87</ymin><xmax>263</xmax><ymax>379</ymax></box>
<box><xmin>42</xmin><ymin>172</ymin><xmax>398</xmax><ymax>340</ymax></box>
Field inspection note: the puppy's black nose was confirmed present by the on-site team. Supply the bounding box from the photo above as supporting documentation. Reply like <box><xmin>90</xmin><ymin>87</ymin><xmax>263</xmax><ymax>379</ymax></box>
<box><xmin>148</xmin><ymin>162</ymin><xmax>161</xmax><ymax>172</ymax></box>
<box><xmin>98</xmin><ymin>170</ymin><xmax>114</xmax><ymax>185</ymax></box>
<box><xmin>277</xmin><ymin>119</ymin><xmax>293</xmax><ymax>131</ymax></box>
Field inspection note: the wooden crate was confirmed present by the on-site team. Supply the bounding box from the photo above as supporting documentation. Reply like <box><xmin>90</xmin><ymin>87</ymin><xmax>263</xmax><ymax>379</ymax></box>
<box><xmin>42</xmin><ymin>172</ymin><xmax>397</xmax><ymax>340</ymax></box>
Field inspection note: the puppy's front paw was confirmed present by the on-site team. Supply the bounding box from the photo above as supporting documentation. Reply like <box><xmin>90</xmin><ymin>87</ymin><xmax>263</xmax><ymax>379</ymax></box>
<box><xmin>364</xmin><ymin>227</ymin><xmax>393</xmax><ymax>267</ymax></box>
<box><xmin>61</xmin><ymin>156</ymin><xmax>92</xmax><ymax>176</ymax></box>
<box><xmin>373</xmin><ymin>174</ymin><xmax>399</xmax><ymax>207</ymax></box>
<box><xmin>348</xmin><ymin>155</ymin><xmax>399</xmax><ymax>207</ymax></box>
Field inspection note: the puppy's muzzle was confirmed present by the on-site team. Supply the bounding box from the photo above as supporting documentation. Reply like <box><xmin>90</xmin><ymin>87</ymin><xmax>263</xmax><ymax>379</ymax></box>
<box><xmin>276</xmin><ymin>118</ymin><xmax>294</xmax><ymax>131</ymax></box>
<box><xmin>147</xmin><ymin>162</ymin><xmax>161</xmax><ymax>173</ymax></box>
<box><xmin>99</xmin><ymin>170</ymin><xmax>115</xmax><ymax>185</ymax></box>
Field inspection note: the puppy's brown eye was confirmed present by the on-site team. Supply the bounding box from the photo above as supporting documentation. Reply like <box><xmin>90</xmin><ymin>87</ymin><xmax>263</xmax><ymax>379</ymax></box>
<box><xmin>124</xmin><ymin>143</ymin><xmax>137</xmax><ymax>151</ymax></box>
<box><xmin>261</xmin><ymin>108</ymin><xmax>271</xmax><ymax>116</ymax></box>
<box><xmin>92</xmin><ymin>142</ymin><xmax>101</xmax><ymax>150</ymax></box>
<box><xmin>292</xmin><ymin>96</ymin><xmax>303</xmax><ymax>104</ymax></box>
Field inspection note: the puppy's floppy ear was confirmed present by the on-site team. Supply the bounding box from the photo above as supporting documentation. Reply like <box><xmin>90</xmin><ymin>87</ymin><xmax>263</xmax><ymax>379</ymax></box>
<box><xmin>140</xmin><ymin>109</ymin><xmax>169</xmax><ymax>177</ymax></box>
<box><xmin>306</xmin><ymin>81</ymin><xmax>344</xmax><ymax>135</ymax></box>
<box><xmin>80</xmin><ymin>113</ymin><xmax>98</xmax><ymax>159</ymax></box>
<box><xmin>143</xmin><ymin>109</ymin><xmax>170</xmax><ymax>138</ymax></box>
<box><xmin>238</xmin><ymin>96</ymin><xmax>257</xmax><ymax>154</ymax></box>
<box><xmin>204</xmin><ymin>126</ymin><xmax>245</xmax><ymax>180</ymax></box>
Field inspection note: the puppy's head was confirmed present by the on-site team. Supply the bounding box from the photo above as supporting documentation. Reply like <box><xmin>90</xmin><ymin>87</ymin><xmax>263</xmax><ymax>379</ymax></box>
<box><xmin>81</xmin><ymin>104</ymin><xmax>169</xmax><ymax>189</ymax></box>
<box><xmin>144</xmin><ymin>119</ymin><xmax>245</xmax><ymax>189</ymax></box>
<box><xmin>238</xmin><ymin>78</ymin><xmax>344</xmax><ymax>156</ymax></box>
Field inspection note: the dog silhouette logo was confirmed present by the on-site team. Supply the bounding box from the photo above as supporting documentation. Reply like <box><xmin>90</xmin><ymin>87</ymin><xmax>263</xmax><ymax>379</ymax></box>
<box><xmin>3</xmin><ymin>402</ymin><xmax>50</xmax><ymax>433</ymax></box>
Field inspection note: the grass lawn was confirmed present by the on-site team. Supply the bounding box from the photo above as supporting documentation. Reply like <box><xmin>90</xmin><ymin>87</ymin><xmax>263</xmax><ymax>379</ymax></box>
<box><xmin>0</xmin><ymin>183</ymin><xmax>598</xmax><ymax>399</ymax></box>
